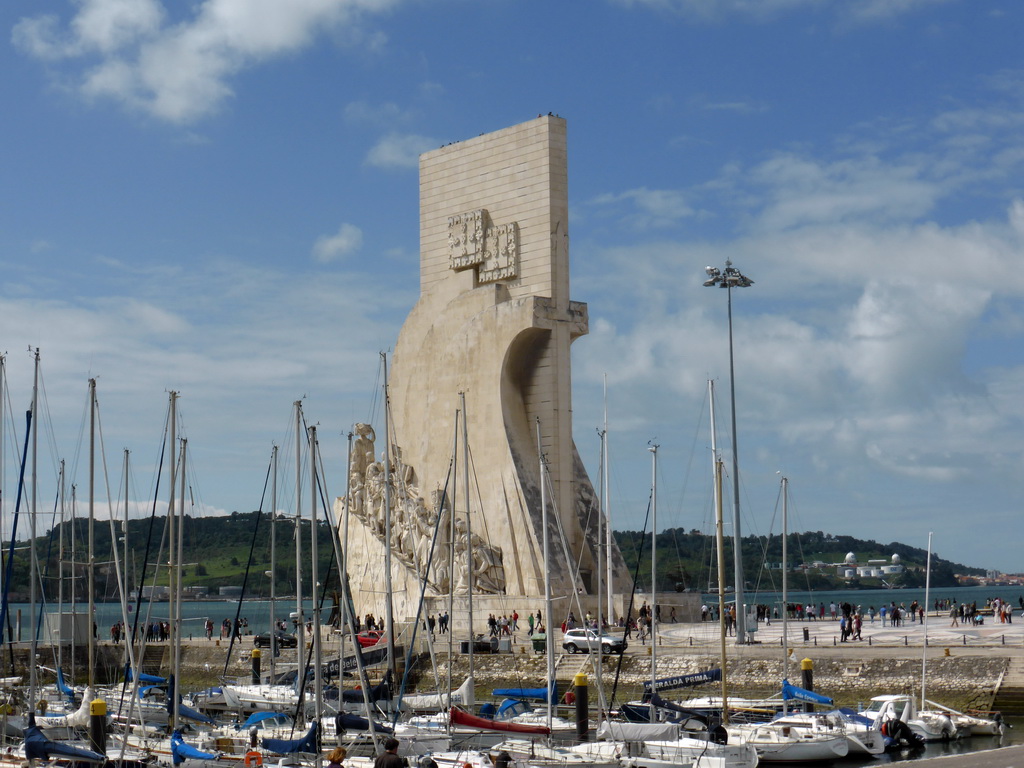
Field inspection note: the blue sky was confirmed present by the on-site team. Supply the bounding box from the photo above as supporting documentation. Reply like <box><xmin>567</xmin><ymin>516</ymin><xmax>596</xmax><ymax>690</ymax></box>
<box><xmin>2</xmin><ymin>0</ymin><xmax>1023</xmax><ymax>576</ymax></box>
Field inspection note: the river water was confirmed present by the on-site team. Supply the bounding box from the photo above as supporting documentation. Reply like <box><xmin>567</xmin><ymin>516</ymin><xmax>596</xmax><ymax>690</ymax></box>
<box><xmin>700</xmin><ymin>584</ymin><xmax>1024</xmax><ymax>614</ymax></box>
<box><xmin>10</xmin><ymin>598</ymin><xmax>322</xmax><ymax>639</ymax></box>
<box><xmin>845</xmin><ymin>718</ymin><xmax>1024</xmax><ymax>766</ymax></box>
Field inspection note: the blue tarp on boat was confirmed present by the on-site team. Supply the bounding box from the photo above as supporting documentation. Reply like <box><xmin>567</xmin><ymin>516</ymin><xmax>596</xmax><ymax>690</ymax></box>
<box><xmin>179</xmin><ymin>701</ymin><xmax>216</xmax><ymax>725</ymax></box>
<box><xmin>496</xmin><ymin>699</ymin><xmax>530</xmax><ymax>719</ymax></box>
<box><xmin>171</xmin><ymin>729</ymin><xmax>218</xmax><ymax>765</ymax></box>
<box><xmin>340</xmin><ymin>671</ymin><xmax>391</xmax><ymax>702</ymax></box>
<box><xmin>55</xmin><ymin>668</ymin><xmax>76</xmax><ymax>702</ymax></box>
<box><xmin>238</xmin><ymin>712</ymin><xmax>290</xmax><ymax>730</ymax></box>
<box><xmin>125</xmin><ymin>664</ymin><xmax>168</xmax><ymax>685</ymax></box>
<box><xmin>781</xmin><ymin>679</ymin><xmax>833</xmax><ymax>705</ymax></box>
<box><xmin>262</xmin><ymin>721</ymin><xmax>318</xmax><ymax>754</ymax></box>
<box><xmin>334</xmin><ymin>713</ymin><xmax>393</xmax><ymax>734</ymax></box>
<box><xmin>24</xmin><ymin>725</ymin><xmax>106</xmax><ymax>763</ymax></box>
<box><xmin>492</xmin><ymin>683</ymin><xmax>554</xmax><ymax>702</ymax></box>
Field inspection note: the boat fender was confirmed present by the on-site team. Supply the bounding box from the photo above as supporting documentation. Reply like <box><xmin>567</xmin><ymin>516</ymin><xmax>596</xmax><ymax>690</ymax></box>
<box><xmin>244</xmin><ymin>751</ymin><xmax>263</xmax><ymax>767</ymax></box>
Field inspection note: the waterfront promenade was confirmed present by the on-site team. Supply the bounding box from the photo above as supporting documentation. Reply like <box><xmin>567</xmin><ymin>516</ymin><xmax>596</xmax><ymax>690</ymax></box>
<box><xmin>657</xmin><ymin>611</ymin><xmax>1024</xmax><ymax>656</ymax></box>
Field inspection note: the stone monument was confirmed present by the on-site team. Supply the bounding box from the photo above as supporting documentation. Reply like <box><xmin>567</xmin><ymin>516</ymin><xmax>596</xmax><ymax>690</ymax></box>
<box><xmin>337</xmin><ymin>116</ymin><xmax>631</xmax><ymax>628</ymax></box>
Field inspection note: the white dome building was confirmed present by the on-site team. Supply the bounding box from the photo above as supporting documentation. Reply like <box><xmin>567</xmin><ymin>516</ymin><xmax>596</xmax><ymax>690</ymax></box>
<box><xmin>882</xmin><ymin>553</ymin><xmax>904</xmax><ymax>575</ymax></box>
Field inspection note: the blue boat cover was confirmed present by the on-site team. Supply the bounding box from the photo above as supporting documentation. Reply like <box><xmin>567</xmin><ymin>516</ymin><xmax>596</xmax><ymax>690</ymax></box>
<box><xmin>55</xmin><ymin>668</ymin><xmax>76</xmax><ymax>702</ymax></box>
<box><xmin>125</xmin><ymin>664</ymin><xmax>168</xmax><ymax>684</ymax></box>
<box><xmin>179</xmin><ymin>702</ymin><xmax>216</xmax><ymax>725</ymax></box>
<box><xmin>781</xmin><ymin>679</ymin><xmax>833</xmax><ymax>705</ymax></box>
<box><xmin>340</xmin><ymin>672</ymin><xmax>391</xmax><ymax>703</ymax></box>
<box><xmin>262</xmin><ymin>721</ymin><xmax>318</xmax><ymax>754</ymax></box>
<box><xmin>334</xmin><ymin>713</ymin><xmax>393</xmax><ymax>734</ymax></box>
<box><xmin>171</xmin><ymin>729</ymin><xmax>218</xmax><ymax>765</ymax></box>
<box><xmin>650</xmin><ymin>692</ymin><xmax>711</xmax><ymax>727</ymax></box>
<box><xmin>492</xmin><ymin>683</ymin><xmax>555</xmax><ymax>702</ymax></box>
<box><xmin>24</xmin><ymin>725</ymin><xmax>105</xmax><ymax>763</ymax></box>
<box><xmin>496</xmin><ymin>699</ymin><xmax>530</xmax><ymax>719</ymax></box>
<box><xmin>239</xmin><ymin>712</ymin><xmax>290</xmax><ymax>730</ymax></box>
<box><xmin>835</xmin><ymin>707</ymin><xmax>875</xmax><ymax>727</ymax></box>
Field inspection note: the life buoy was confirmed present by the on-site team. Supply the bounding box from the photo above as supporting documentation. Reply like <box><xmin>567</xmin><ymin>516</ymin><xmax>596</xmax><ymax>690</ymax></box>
<box><xmin>244</xmin><ymin>751</ymin><xmax>263</xmax><ymax>767</ymax></box>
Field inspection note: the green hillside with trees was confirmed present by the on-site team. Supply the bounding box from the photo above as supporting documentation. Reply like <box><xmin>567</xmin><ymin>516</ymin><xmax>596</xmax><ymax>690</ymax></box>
<box><xmin>614</xmin><ymin>527</ymin><xmax>985</xmax><ymax>593</ymax></box>
<box><xmin>1</xmin><ymin>514</ymin><xmax>987</xmax><ymax>602</ymax></box>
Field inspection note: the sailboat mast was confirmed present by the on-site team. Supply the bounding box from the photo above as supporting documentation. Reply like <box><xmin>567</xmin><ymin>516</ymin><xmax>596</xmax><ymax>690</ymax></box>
<box><xmin>57</xmin><ymin>461</ymin><xmax>66</xmax><ymax>681</ymax></box>
<box><xmin>340</xmin><ymin>431</ymin><xmax>352</xmax><ymax>671</ymax></box>
<box><xmin>174</xmin><ymin>438</ymin><xmax>187</xmax><ymax>712</ymax></box>
<box><xmin>309</xmin><ymin>425</ymin><xmax>323</xmax><ymax>759</ymax></box>
<box><xmin>28</xmin><ymin>348</ymin><xmax>40</xmax><ymax>702</ymax></box>
<box><xmin>460</xmin><ymin>391</ymin><xmax>473</xmax><ymax>681</ymax></box>
<box><xmin>88</xmin><ymin>378</ymin><xmax>97</xmax><ymax>687</ymax></box>
<box><xmin>294</xmin><ymin>401</ymin><xmax>305</xmax><ymax>675</ymax></box>
<box><xmin>537</xmin><ymin>419</ymin><xmax>553</xmax><ymax>729</ymax></box>
<box><xmin>921</xmin><ymin>531</ymin><xmax>933</xmax><ymax>709</ymax></box>
<box><xmin>270</xmin><ymin>445</ymin><xmax>278</xmax><ymax>677</ymax></box>
<box><xmin>0</xmin><ymin>354</ymin><xmax>4</xmax><ymax>616</ymax></box>
<box><xmin>446</xmin><ymin>411</ymin><xmax>458</xmax><ymax>715</ymax></box>
<box><xmin>648</xmin><ymin>443</ymin><xmax>658</xmax><ymax>721</ymax></box>
<box><xmin>382</xmin><ymin>353</ymin><xmax>396</xmax><ymax>684</ymax></box>
<box><xmin>603</xmin><ymin>374</ymin><xmax>613</xmax><ymax>625</ymax></box>
<box><xmin>166</xmin><ymin>391</ymin><xmax>178</xmax><ymax>732</ymax></box>
<box><xmin>0</xmin><ymin>354</ymin><xmax>4</xmax><ymax>607</ymax></box>
<box><xmin>781</xmin><ymin>476</ymin><xmax>788</xmax><ymax>683</ymax></box>
<box><xmin>595</xmin><ymin>425</ymin><xmax>605</xmax><ymax>717</ymax></box>
<box><xmin>71</xmin><ymin>482</ymin><xmax>78</xmax><ymax>684</ymax></box>
<box><xmin>123</xmin><ymin>450</ymin><xmax>130</xmax><ymax>611</ymax></box>
<box><xmin>709</xmin><ymin>379</ymin><xmax>729</xmax><ymax>724</ymax></box>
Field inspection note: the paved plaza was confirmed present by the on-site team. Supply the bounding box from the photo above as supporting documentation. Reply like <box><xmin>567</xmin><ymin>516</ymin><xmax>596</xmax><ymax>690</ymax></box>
<box><xmin>655</xmin><ymin>613</ymin><xmax>1024</xmax><ymax>654</ymax></box>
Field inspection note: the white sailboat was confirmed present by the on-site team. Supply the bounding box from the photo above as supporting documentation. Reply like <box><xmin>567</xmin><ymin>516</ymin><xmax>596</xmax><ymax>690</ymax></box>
<box><xmin>616</xmin><ymin>408</ymin><xmax>759</xmax><ymax>768</ymax></box>
<box><xmin>750</xmin><ymin>477</ymin><xmax>884</xmax><ymax>758</ymax></box>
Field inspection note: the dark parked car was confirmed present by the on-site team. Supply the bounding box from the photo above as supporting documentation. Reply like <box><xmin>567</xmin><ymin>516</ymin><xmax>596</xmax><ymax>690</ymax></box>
<box><xmin>253</xmin><ymin>631</ymin><xmax>298</xmax><ymax>649</ymax></box>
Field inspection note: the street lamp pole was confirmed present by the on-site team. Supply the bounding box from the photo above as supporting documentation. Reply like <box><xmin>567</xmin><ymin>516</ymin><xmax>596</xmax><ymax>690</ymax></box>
<box><xmin>704</xmin><ymin>260</ymin><xmax>753</xmax><ymax>645</ymax></box>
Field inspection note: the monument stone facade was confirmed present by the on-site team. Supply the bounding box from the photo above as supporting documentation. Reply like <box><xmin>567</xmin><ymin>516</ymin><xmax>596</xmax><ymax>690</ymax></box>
<box><xmin>337</xmin><ymin>116</ymin><xmax>630</xmax><ymax>628</ymax></box>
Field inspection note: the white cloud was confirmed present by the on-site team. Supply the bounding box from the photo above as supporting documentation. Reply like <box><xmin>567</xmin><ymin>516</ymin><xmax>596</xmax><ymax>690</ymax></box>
<box><xmin>344</xmin><ymin>100</ymin><xmax>408</xmax><ymax>127</ymax></box>
<box><xmin>848</xmin><ymin>0</ymin><xmax>955</xmax><ymax>23</ymax></box>
<box><xmin>72</xmin><ymin>0</ymin><xmax>165</xmax><ymax>54</ymax></box>
<box><xmin>590</xmin><ymin>187</ymin><xmax>697</xmax><ymax>229</ymax></box>
<box><xmin>365</xmin><ymin>132</ymin><xmax>436</xmax><ymax>169</ymax></box>
<box><xmin>743</xmin><ymin>154</ymin><xmax>940</xmax><ymax>231</ymax></box>
<box><xmin>312</xmin><ymin>223</ymin><xmax>363</xmax><ymax>263</ymax></box>
<box><xmin>12</xmin><ymin>0</ymin><xmax>398</xmax><ymax>124</ymax></box>
<box><xmin>607</xmin><ymin>0</ymin><xmax>951</xmax><ymax>22</ymax></box>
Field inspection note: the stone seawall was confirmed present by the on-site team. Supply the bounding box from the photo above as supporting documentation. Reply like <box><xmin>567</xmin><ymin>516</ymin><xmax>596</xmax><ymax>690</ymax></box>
<box><xmin>18</xmin><ymin>640</ymin><xmax>1007</xmax><ymax>716</ymax></box>
<box><xmin>419</xmin><ymin>651</ymin><xmax>1007</xmax><ymax>712</ymax></box>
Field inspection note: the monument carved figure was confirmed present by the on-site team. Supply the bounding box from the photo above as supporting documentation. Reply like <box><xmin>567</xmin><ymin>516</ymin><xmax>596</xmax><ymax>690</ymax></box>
<box><xmin>341</xmin><ymin>436</ymin><xmax>504</xmax><ymax>596</ymax></box>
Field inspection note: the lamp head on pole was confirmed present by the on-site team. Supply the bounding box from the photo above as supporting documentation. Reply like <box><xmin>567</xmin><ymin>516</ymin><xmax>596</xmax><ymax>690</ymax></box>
<box><xmin>703</xmin><ymin>261</ymin><xmax>753</xmax><ymax>289</ymax></box>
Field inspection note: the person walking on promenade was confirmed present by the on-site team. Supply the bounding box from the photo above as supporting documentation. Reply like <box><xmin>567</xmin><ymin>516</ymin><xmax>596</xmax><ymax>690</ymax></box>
<box><xmin>950</xmin><ymin>604</ymin><xmax>959</xmax><ymax>627</ymax></box>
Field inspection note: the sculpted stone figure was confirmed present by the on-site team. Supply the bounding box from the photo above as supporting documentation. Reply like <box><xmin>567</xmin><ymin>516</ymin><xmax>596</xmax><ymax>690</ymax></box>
<box><xmin>351</xmin><ymin>423</ymin><xmax>375</xmax><ymax>480</ymax></box>
<box><xmin>339</xmin><ymin>428</ymin><xmax>505</xmax><ymax>597</ymax></box>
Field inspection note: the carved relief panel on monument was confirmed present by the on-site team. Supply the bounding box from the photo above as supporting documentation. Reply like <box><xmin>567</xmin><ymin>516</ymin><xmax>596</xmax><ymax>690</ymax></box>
<box><xmin>448</xmin><ymin>209</ymin><xmax>518</xmax><ymax>284</ymax></box>
<box><xmin>342</xmin><ymin>422</ymin><xmax>506</xmax><ymax>596</ymax></box>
